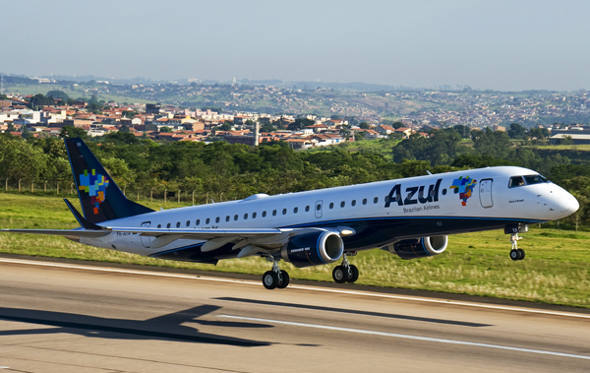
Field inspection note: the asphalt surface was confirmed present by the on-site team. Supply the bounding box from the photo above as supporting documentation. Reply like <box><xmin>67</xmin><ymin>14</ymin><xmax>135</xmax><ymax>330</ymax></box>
<box><xmin>0</xmin><ymin>258</ymin><xmax>589</xmax><ymax>373</ymax></box>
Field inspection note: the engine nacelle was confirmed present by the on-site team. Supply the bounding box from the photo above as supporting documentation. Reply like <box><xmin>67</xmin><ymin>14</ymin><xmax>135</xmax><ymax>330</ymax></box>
<box><xmin>390</xmin><ymin>235</ymin><xmax>448</xmax><ymax>260</ymax></box>
<box><xmin>281</xmin><ymin>230</ymin><xmax>344</xmax><ymax>268</ymax></box>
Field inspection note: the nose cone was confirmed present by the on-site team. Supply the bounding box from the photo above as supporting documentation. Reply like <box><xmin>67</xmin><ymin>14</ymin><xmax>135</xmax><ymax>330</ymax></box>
<box><xmin>552</xmin><ymin>189</ymin><xmax>579</xmax><ymax>219</ymax></box>
<box><xmin>561</xmin><ymin>192</ymin><xmax>580</xmax><ymax>216</ymax></box>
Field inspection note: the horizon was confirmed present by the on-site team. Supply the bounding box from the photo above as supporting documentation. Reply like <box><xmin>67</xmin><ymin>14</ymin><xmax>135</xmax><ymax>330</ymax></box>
<box><xmin>2</xmin><ymin>72</ymin><xmax>590</xmax><ymax>94</ymax></box>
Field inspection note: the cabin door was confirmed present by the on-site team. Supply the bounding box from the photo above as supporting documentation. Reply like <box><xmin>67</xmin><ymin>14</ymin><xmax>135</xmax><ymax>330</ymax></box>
<box><xmin>479</xmin><ymin>179</ymin><xmax>493</xmax><ymax>208</ymax></box>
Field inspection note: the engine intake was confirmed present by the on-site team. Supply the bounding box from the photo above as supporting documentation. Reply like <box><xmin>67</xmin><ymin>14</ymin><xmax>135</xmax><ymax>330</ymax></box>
<box><xmin>391</xmin><ymin>235</ymin><xmax>448</xmax><ymax>259</ymax></box>
<box><xmin>281</xmin><ymin>230</ymin><xmax>344</xmax><ymax>268</ymax></box>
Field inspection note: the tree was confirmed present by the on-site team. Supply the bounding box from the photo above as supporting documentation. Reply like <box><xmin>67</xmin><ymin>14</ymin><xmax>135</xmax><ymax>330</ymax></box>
<box><xmin>287</xmin><ymin>118</ymin><xmax>314</xmax><ymax>131</ymax></box>
<box><xmin>218</xmin><ymin>121</ymin><xmax>232</xmax><ymax>131</ymax></box>
<box><xmin>29</xmin><ymin>94</ymin><xmax>53</xmax><ymax>109</ymax></box>
<box><xmin>46</xmin><ymin>90</ymin><xmax>69</xmax><ymax>102</ymax></box>
<box><xmin>359</xmin><ymin>122</ymin><xmax>370</xmax><ymax>129</ymax></box>
<box><xmin>159</xmin><ymin>126</ymin><xmax>172</xmax><ymax>133</ymax></box>
<box><xmin>87</xmin><ymin>95</ymin><xmax>103</xmax><ymax>113</ymax></box>
<box><xmin>508</xmin><ymin>123</ymin><xmax>527</xmax><ymax>139</ymax></box>
<box><xmin>59</xmin><ymin>125</ymin><xmax>88</xmax><ymax>139</ymax></box>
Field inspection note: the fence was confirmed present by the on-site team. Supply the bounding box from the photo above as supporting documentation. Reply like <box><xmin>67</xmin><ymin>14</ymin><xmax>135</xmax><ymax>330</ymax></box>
<box><xmin>1</xmin><ymin>178</ymin><xmax>228</xmax><ymax>206</ymax></box>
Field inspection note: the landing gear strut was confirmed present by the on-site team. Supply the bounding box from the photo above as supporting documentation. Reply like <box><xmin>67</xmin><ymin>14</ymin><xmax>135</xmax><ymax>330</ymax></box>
<box><xmin>262</xmin><ymin>259</ymin><xmax>290</xmax><ymax>289</ymax></box>
<box><xmin>506</xmin><ymin>223</ymin><xmax>527</xmax><ymax>261</ymax></box>
<box><xmin>509</xmin><ymin>233</ymin><xmax>525</xmax><ymax>261</ymax></box>
<box><xmin>332</xmin><ymin>254</ymin><xmax>359</xmax><ymax>284</ymax></box>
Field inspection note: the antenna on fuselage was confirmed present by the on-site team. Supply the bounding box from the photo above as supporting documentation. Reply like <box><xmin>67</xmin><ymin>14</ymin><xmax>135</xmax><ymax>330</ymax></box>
<box><xmin>426</xmin><ymin>170</ymin><xmax>433</xmax><ymax>175</ymax></box>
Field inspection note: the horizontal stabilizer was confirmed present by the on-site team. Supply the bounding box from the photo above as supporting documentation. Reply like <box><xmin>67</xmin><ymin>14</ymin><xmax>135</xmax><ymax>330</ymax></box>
<box><xmin>0</xmin><ymin>229</ymin><xmax>110</xmax><ymax>238</ymax></box>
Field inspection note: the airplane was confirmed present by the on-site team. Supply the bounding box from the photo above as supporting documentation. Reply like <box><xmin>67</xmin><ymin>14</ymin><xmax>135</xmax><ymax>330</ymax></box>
<box><xmin>1</xmin><ymin>138</ymin><xmax>580</xmax><ymax>290</ymax></box>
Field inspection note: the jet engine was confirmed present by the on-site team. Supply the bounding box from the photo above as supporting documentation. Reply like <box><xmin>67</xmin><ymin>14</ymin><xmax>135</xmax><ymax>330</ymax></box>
<box><xmin>281</xmin><ymin>230</ymin><xmax>344</xmax><ymax>268</ymax></box>
<box><xmin>389</xmin><ymin>235</ymin><xmax>448</xmax><ymax>259</ymax></box>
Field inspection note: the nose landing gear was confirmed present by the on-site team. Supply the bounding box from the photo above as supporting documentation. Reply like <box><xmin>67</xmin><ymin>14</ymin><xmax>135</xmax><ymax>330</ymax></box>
<box><xmin>506</xmin><ymin>223</ymin><xmax>528</xmax><ymax>261</ymax></box>
<box><xmin>509</xmin><ymin>233</ymin><xmax>525</xmax><ymax>261</ymax></box>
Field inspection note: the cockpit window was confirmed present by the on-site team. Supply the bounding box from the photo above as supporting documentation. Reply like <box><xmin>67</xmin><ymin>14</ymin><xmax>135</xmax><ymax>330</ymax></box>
<box><xmin>508</xmin><ymin>176</ymin><xmax>525</xmax><ymax>188</ymax></box>
<box><xmin>509</xmin><ymin>174</ymin><xmax>549</xmax><ymax>188</ymax></box>
<box><xmin>524</xmin><ymin>174</ymin><xmax>549</xmax><ymax>185</ymax></box>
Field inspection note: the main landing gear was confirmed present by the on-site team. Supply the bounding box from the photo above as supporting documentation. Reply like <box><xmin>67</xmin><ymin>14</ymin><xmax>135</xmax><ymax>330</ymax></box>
<box><xmin>506</xmin><ymin>223</ymin><xmax>527</xmax><ymax>261</ymax></box>
<box><xmin>262</xmin><ymin>259</ymin><xmax>290</xmax><ymax>289</ymax></box>
<box><xmin>332</xmin><ymin>254</ymin><xmax>359</xmax><ymax>284</ymax></box>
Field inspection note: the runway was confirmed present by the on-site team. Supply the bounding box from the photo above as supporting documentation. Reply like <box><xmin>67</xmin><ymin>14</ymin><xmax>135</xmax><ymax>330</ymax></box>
<box><xmin>0</xmin><ymin>258</ymin><xmax>589</xmax><ymax>372</ymax></box>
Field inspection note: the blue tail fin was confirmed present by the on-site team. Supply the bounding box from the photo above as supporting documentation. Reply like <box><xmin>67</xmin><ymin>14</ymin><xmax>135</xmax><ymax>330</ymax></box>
<box><xmin>64</xmin><ymin>138</ymin><xmax>153</xmax><ymax>224</ymax></box>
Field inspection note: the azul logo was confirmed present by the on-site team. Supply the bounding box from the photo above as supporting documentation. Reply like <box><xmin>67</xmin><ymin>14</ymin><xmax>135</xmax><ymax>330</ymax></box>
<box><xmin>79</xmin><ymin>169</ymin><xmax>109</xmax><ymax>215</ymax></box>
<box><xmin>450</xmin><ymin>176</ymin><xmax>477</xmax><ymax>206</ymax></box>
<box><xmin>385</xmin><ymin>178</ymin><xmax>442</xmax><ymax>207</ymax></box>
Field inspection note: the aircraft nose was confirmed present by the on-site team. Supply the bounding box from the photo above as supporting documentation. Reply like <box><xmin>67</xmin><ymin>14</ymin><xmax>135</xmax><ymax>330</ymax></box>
<box><xmin>561</xmin><ymin>192</ymin><xmax>580</xmax><ymax>215</ymax></box>
<box><xmin>551</xmin><ymin>189</ymin><xmax>579</xmax><ymax>218</ymax></box>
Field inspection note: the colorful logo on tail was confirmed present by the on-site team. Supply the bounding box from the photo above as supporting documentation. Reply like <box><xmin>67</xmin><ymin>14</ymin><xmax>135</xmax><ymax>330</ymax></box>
<box><xmin>450</xmin><ymin>176</ymin><xmax>477</xmax><ymax>206</ymax></box>
<box><xmin>78</xmin><ymin>169</ymin><xmax>109</xmax><ymax>215</ymax></box>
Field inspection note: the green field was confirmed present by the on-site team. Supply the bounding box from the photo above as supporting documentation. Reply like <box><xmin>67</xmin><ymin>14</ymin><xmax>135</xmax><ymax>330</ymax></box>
<box><xmin>1</xmin><ymin>192</ymin><xmax>589</xmax><ymax>308</ymax></box>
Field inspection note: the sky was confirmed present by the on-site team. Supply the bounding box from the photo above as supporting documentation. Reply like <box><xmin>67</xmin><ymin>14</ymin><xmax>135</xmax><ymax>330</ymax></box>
<box><xmin>2</xmin><ymin>0</ymin><xmax>590</xmax><ymax>91</ymax></box>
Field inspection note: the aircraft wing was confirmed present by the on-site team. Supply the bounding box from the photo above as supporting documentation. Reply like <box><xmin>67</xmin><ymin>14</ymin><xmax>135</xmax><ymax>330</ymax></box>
<box><xmin>0</xmin><ymin>228</ymin><xmax>111</xmax><ymax>238</ymax></box>
<box><xmin>1</xmin><ymin>227</ymin><xmax>289</xmax><ymax>240</ymax></box>
<box><xmin>109</xmin><ymin>227</ymin><xmax>289</xmax><ymax>240</ymax></box>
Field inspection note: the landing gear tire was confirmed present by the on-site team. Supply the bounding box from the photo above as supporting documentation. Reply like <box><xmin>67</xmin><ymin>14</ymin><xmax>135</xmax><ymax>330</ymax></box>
<box><xmin>347</xmin><ymin>265</ymin><xmax>359</xmax><ymax>283</ymax></box>
<box><xmin>262</xmin><ymin>270</ymin><xmax>278</xmax><ymax>289</ymax></box>
<box><xmin>277</xmin><ymin>270</ymin><xmax>290</xmax><ymax>289</ymax></box>
<box><xmin>332</xmin><ymin>265</ymin><xmax>347</xmax><ymax>283</ymax></box>
<box><xmin>510</xmin><ymin>248</ymin><xmax>526</xmax><ymax>261</ymax></box>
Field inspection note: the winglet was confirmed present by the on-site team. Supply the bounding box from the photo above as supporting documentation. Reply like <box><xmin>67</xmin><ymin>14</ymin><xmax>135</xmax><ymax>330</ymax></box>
<box><xmin>64</xmin><ymin>199</ymin><xmax>104</xmax><ymax>230</ymax></box>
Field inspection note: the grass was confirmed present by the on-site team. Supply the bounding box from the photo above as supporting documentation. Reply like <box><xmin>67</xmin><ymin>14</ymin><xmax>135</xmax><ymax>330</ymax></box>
<box><xmin>527</xmin><ymin>144</ymin><xmax>590</xmax><ymax>152</ymax></box>
<box><xmin>1</xmin><ymin>192</ymin><xmax>589</xmax><ymax>308</ymax></box>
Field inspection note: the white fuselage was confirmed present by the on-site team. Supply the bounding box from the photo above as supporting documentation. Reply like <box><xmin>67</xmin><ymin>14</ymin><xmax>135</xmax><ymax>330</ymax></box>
<box><xmin>80</xmin><ymin>166</ymin><xmax>579</xmax><ymax>259</ymax></box>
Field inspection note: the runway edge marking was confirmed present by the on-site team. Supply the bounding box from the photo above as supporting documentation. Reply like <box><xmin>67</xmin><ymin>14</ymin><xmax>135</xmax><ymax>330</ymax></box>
<box><xmin>1</xmin><ymin>257</ymin><xmax>589</xmax><ymax>320</ymax></box>
<box><xmin>219</xmin><ymin>315</ymin><xmax>590</xmax><ymax>361</ymax></box>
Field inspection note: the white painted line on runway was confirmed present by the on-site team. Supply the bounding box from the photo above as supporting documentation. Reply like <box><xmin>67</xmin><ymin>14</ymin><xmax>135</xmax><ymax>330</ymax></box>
<box><xmin>1</xmin><ymin>257</ymin><xmax>589</xmax><ymax>319</ymax></box>
<box><xmin>219</xmin><ymin>314</ymin><xmax>590</xmax><ymax>361</ymax></box>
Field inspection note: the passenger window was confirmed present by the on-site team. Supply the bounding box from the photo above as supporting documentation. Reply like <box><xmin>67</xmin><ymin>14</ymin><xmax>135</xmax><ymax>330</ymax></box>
<box><xmin>262</xmin><ymin>211</ymin><xmax>267</xmax><ymax>217</ymax></box>
<box><xmin>373</xmin><ymin>197</ymin><xmax>379</xmax><ymax>204</ymax></box>
<box><xmin>351</xmin><ymin>200</ymin><xmax>356</xmax><ymax>207</ymax></box>
<box><xmin>272</xmin><ymin>209</ymin><xmax>277</xmax><ymax>216</ymax></box>
<box><xmin>226</xmin><ymin>216</ymin><xmax>230</xmax><ymax>222</ymax></box>
<box><xmin>167</xmin><ymin>223</ymin><xmax>171</xmax><ymax>228</ymax></box>
<box><xmin>293</xmin><ymin>207</ymin><xmax>298</xmax><ymax>213</ymax></box>
<box><xmin>340</xmin><ymin>201</ymin><xmax>345</xmax><ymax>208</ymax></box>
<box><xmin>215</xmin><ymin>217</ymin><xmax>220</xmax><ymax>223</ymax></box>
<box><xmin>244</xmin><ymin>213</ymin><xmax>248</xmax><ymax>220</ymax></box>
<box><xmin>196</xmin><ymin>219</ymin><xmax>200</xmax><ymax>226</ymax></box>
<box><xmin>362</xmin><ymin>198</ymin><xmax>367</xmax><ymax>205</ymax></box>
<box><xmin>206</xmin><ymin>218</ymin><xmax>210</xmax><ymax>224</ymax></box>
<box><xmin>282</xmin><ymin>208</ymin><xmax>287</xmax><ymax>215</ymax></box>
<box><xmin>305</xmin><ymin>205</ymin><xmax>310</xmax><ymax>212</ymax></box>
<box><xmin>157</xmin><ymin>224</ymin><xmax>161</xmax><ymax>228</ymax></box>
<box><xmin>509</xmin><ymin>176</ymin><xmax>525</xmax><ymax>188</ymax></box>
<box><xmin>234</xmin><ymin>214</ymin><xmax>238</xmax><ymax>221</ymax></box>
<box><xmin>252</xmin><ymin>212</ymin><xmax>257</xmax><ymax>219</ymax></box>
<box><xmin>329</xmin><ymin>202</ymin><xmax>334</xmax><ymax>209</ymax></box>
<box><xmin>176</xmin><ymin>222</ymin><xmax>181</xmax><ymax>228</ymax></box>
<box><xmin>316</xmin><ymin>203</ymin><xmax>322</xmax><ymax>211</ymax></box>
<box><xmin>186</xmin><ymin>220</ymin><xmax>190</xmax><ymax>227</ymax></box>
